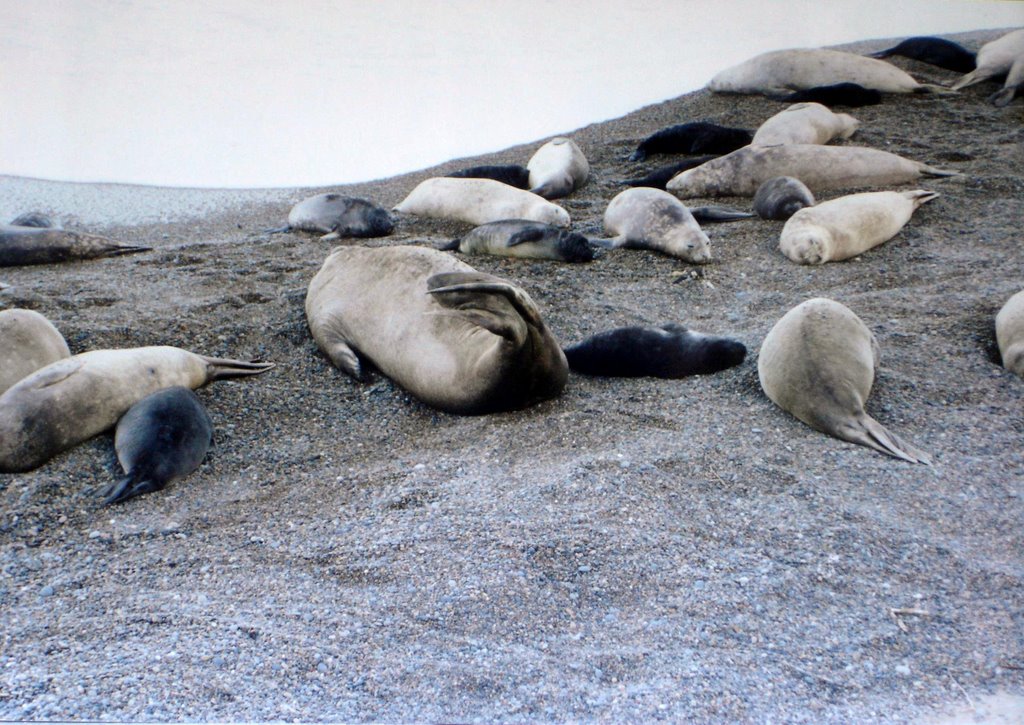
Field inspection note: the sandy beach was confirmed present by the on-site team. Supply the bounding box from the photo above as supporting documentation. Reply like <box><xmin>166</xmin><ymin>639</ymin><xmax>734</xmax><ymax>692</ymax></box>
<box><xmin>1</xmin><ymin>30</ymin><xmax>1023</xmax><ymax>723</ymax></box>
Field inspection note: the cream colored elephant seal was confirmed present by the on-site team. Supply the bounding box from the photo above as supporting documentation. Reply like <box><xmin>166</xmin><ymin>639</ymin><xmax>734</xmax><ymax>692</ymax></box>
<box><xmin>0</xmin><ymin>309</ymin><xmax>71</xmax><ymax>395</ymax></box>
<box><xmin>779</xmin><ymin>189</ymin><xmax>938</xmax><ymax>264</ymax></box>
<box><xmin>598</xmin><ymin>187</ymin><xmax>712</xmax><ymax>263</ymax></box>
<box><xmin>752</xmin><ymin>102</ymin><xmax>860</xmax><ymax>146</ymax></box>
<box><xmin>758</xmin><ymin>298</ymin><xmax>930</xmax><ymax>463</ymax></box>
<box><xmin>996</xmin><ymin>289</ymin><xmax>1024</xmax><ymax>378</ymax></box>
<box><xmin>393</xmin><ymin>177</ymin><xmax>570</xmax><ymax>227</ymax></box>
<box><xmin>527</xmin><ymin>137</ymin><xmax>590</xmax><ymax>199</ymax></box>
<box><xmin>950</xmin><ymin>28</ymin><xmax>1024</xmax><ymax>107</ymax></box>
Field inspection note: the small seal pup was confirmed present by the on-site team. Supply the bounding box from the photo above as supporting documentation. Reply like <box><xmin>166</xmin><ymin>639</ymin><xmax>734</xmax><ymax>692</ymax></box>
<box><xmin>269</xmin><ymin>193</ymin><xmax>394</xmax><ymax>240</ymax></box>
<box><xmin>950</xmin><ymin>28</ymin><xmax>1024</xmax><ymax>106</ymax></box>
<box><xmin>393</xmin><ymin>177</ymin><xmax>570</xmax><ymax>227</ymax></box>
<box><xmin>440</xmin><ymin>220</ymin><xmax>595</xmax><ymax>263</ymax></box>
<box><xmin>9</xmin><ymin>213</ymin><xmax>59</xmax><ymax>229</ymax></box>
<box><xmin>100</xmin><ymin>386</ymin><xmax>213</xmax><ymax>505</ymax></box>
<box><xmin>779</xmin><ymin>190</ymin><xmax>938</xmax><ymax>264</ymax></box>
<box><xmin>0</xmin><ymin>309</ymin><xmax>71</xmax><ymax>395</ymax></box>
<box><xmin>599</xmin><ymin>187</ymin><xmax>712</xmax><ymax>263</ymax></box>
<box><xmin>623</xmin><ymin>156</ymin><xmax>717</xmax><ymax>188</ymax></box>
<box><xmin>709</xmin><ymin>48</ymin><xmax>945</xmax><ymax>95</ymax></box>
<box><xmin>753</xmin><ymin>177</ymin><xmax>816</xmax><ymax>220</ymax></box>
<box><xmin>526</xmin><ymin>137</ymin><xmax>590</xmax><ymax>199</ymax></box>
<box><xmin>769</xmin><ymin>83</ymin><xmax>882</xmax><ymax>107</ymax></box>
<box><xmin>758</xmin><ymin>298</ymin><xmax>930</xmax><ymax>463</ymax></box>
<box><xmin>996</xmin><ymin>289</ymin><xmax>1024</xmax><ymax>378</ymax></box>
<box><xmin>447</xmin><ymin>164</ymin><xmax>531</xmax><ymax>189</ymax></box>
<box><xmin>305</xmin><ymin>246</ymin><xmax>568</xmax><ymax>414</ymax></box>
<box><xmin>665</xmin><ymin>144</ymin><xmax>958</xmax><ymax>197</ymax></box>
<box><xmin>628</xmin><ymin>122</ymin><xmax>753</xmax><ymax>161</ymax></box>
<box><xmin>564</xmin><ymin>324</ymin><xmax>746</xmax><ymax>378</ymax></box>
<box><xmin>869</xmin><ymin>36</ymin><xmax>976</xmax><ymax>73</ymax></box>
<box><xmin>0</xmin><ymin>224</ymin><xmax>150</xmax><ymax>267</ymax></box>
<box><xmin>0</xmin><ymin>347</ymin><xmax>273</xmax><ymax>473</ymax></box>
<box><xmin>751</xmin><ymin>102</ymin><xmax>860</xmax><ymax>146</ymax></box>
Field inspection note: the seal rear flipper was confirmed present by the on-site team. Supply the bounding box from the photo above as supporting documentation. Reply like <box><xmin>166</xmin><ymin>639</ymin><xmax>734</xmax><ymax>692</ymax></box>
<box><xmin>198</xmin><ymin>356</ymin><xmax>275</xmax><ymax>380</ymax></box>
<box><xmin>842</xmin><ymin>414</ymin><xmax>931</xmax><ymax>464</ymax></box>
<box><xmin>437</xmin><ymin>238</ymin><xmax>462</xmax><ymax>251</ymax></box>
<box><xmin>918</xmin><ymin>164</ymin><xmax>961</xmax><ymax>179</ymax></box>
<box><xmin>322</xmin><ymin>340</ymin><xmax>364</xmax><ymax>380</ymax></box>
<box><xmin>989</xmin><ymin>86</ymin><xmax>1021</xmax><ymax>107</ymax></box>
<box><xmin>427</xmin><ymin>273</ymin><xmax>543</xmax><ymax>328</ymax></box>
<box><xmin>101</xmin><ymin>472</ymin><xmax>165</xmax><ymax>505</ymax></box>
<box><xmin>263</xmin><ymin>225</ymin><xmax>291</xmax><ymax>234</ymax></box>
<box><xmin>689</xmin><ymin>206</ymin><xmax>755</xmax><ymax>223</ymax></box>
<box><xmin>319</xmin><ymin>230</ymin><xmax>341</xmax><ymax>242</ymax></box>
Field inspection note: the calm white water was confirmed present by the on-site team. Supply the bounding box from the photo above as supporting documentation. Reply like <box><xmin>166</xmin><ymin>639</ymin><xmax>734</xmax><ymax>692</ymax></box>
<box><xmin>3</xmin><ymin>0</ymin><xmax>1022</xmax><ymax>189</ymax></box>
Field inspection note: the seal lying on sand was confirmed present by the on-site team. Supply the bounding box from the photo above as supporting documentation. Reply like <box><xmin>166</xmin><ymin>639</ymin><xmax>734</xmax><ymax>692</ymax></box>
<box><xmin>527</xmin><ymin>137</ymin><xmax>590</xmax><ymax>199</ymax></box>
<box><xmin>751</xmin><ymin>102</ymin><xmax>860</xmax><ymax>146</ymax></box>
<box><xmin>394</xmin><ymin>177</ymin><xmax>570</xmax><ymax>227</ymax></box>
<box><xmin>447</xmin><ymin>164</ymin><xmax>531</xmax><ymax>189</ymax></box>
<box><xmin>305</xmin><ymin>246</ymin><xmax>568</xmax><ymax>414</ymax></box>
<box><xmin>996</xmin><ymin>289</ymin><xmax>1024</xmax><ymax>378</ymax></box>
<box><xmin>598</xmin><ymin>187</ymin><xmax>712</xmax><ymax>263</ymax></box>
<box><xmin>0</xmin><ymin>347</ymin><xmax>272</xmax><ymax>473</ymax></box>
<box><xmin>0</xmin><ymin>224</ymin><xmax>150</xmax><ymax>267</ymax></box>
<box><xmin>441</xmin><ymin>220</ymin><xmax>595</xmax><ymax>263</ymax></box>
<box><xmin>753</xmin><ymin>177</ymin><xmax>815</xmax><ymax>220</ymax></box>
<box><xmin>628</xmin><ymin>122</ymin><xmax>753</xmax><ymax>162</ymax></box>
<box><xmin>270</xmin><ymin>193</ymin><xmax>394</xmax><ymax>240</ymax></box>
<box><xmin>565</xmin><ymin>324</ymin><xmax>746</xmax><ymax>378</ymax></box>
<box><xmin>623</xmin><ymin>157</ymin><xmax>718</xmax><ymax>189</ymax></box>
<box><xmin>101</xmin><ymin>386</ymin><xmax>214</xmax><ymax>506</ymax></box>
<box><xmin>0</xmin><ymin>309</ymin><xmax>71</xmax><ymax>395</ymax></box>
<box><xmin>869</xmin><ymin>36</ymin><xmax>976</xmax><ymax>73</ymax></box>
<box><xmin>758</xmin><ymin>297</ymin><xmax>931</xmax><ymax>463</ymax></box>
<box><xmin>950</xmin><ymin>29</ymin><xmax>1024</xmax><ymax>107</ymax></box>
<box><xmin>768</xmin><ymin>83</ymin><xmax>882</xmax><ymax>107</ymax></box>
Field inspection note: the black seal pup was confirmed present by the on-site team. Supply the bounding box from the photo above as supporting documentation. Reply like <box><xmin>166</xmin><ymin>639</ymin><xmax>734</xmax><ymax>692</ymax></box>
<box><xmin>0</xmin><ymin>224</ymin><xmax>150</xmax><ymax>267</ymax></box>
<box><xmin>623</xmin><ymin>156</ymin><xmax>718</xmax><ymax>189</ymax></box>
<box><xmin>101</xmin><ymin>386</ymin><xmax>213</xmax><ymax>505</ymax></box>
<box><xmin>869</xmin><ymin>36</ymin><xmax>976</xmax><ymax>73</ymax></box>
<box><xmin>441</xmin><ymin>220</ymin><xmax>595</xmax><ymax>262</ymax></box>
<box><xmin>768</xmin><ymin>83</ymin><xmax>882</xmax><ymax>107</ymax></box>
<box><xmin>447</xmin><ymin>164</ymin><xmax>531</xmax><ymax>189</ymax></box>
<box><xmin>628</xmin><ymin>122</ymin><xmax>753</xmax><ymax>161</ymax></box>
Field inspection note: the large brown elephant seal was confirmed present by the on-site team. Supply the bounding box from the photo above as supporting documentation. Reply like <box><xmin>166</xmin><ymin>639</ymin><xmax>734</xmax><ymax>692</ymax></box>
<box><xmin>0</xmin><ymin>309</ymin><xmax>71</xmax><ymax>395</ymax></box>
<box><xmin>665</xmin><ymin>144</ymin><xmax>958</xmax><ymax>198</ymax></box>
<box><xmin>758</xmin><ymin>298</ymin><xmax>930</xmax><ymax>463</ymax></box>
<box><xmin>779</xmin><ymin>189</ymin><xmax>938</xmax><ymax>264</ymax></box>
<box><xmin>996</xmin><ymin>289</ymin><xmax>1024</xmax><ymax>378</ymax></box>
<box><xmin>305</xmin><ymin>246</ymin><xmax>568</xmax><ymax>414</ymax></box>
<box><xmin>393</xmin><ymin>177</ymin><xmax>570</xmax><ymax>227</ymax></box>
<box><xmin>950</xmin><ymin>28</ymin><xmax>1024</xmax><ymax>106</ymax></box>
<box><xmin>0</xmin><ymin>224</ymin><xmax>150</xmax><ymax>267</ymax></box>
<box><xmin>527</xmin><ymin>137</ymin><xmax>590</xmax><ymax>199</ymax></box>
<box><xmin>0</xmin><ymin>347</ymin><xmax>273</xmax><ymax>473</ymax></box>
<box><xmin>751</xmin><ymin>102</ymin><xmax>860</xmax><ymax>146</ymax></box>
<box><xmin>598</xmin><ymin>187</ymin><xmax>712</xmax><ymax>263</ymax></box>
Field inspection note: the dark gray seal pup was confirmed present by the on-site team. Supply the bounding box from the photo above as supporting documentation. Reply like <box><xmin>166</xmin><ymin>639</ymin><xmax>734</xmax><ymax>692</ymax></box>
<box><xmin>306</xmin><ymin>246</ymin><xmax>567</xmax><ymax>414</ymax></box>
<box><xmin>271</xmin><ymin>193</ymin><xmax>394</xmax><ymax>240</ymax></box>
<box><xmin>440</xmin><ymin>220</ymin><xmax>595</xmax><ymax>263</ymax></box>
<box><xmin>447</xmin><ymin>164</ymin><xmax>531</xmax><ymax>189</ymax></box>
<box><xmin>768</xmin><ymin>83</ymin><xmax>882</xmax><ymax>107</ymax></box>
<box><xmin>0</xmin><ymin>309</ymin><xmax>71</xmax><ymax>395</ymax></box>
<box><xmin>9</xmin><ymin>213</ymin><xmax>58</xmax><ymax>229</ymax></box>
<box><xmin>0</xmin><ymin>224</ymin><xmax>150</xmax><ymax>267</ymax></box>
<box><xmin>869</xmin><ymin>36</ymin><xmax>976</xmax><ymax>73</ymax></box>
<box><xmin>100</xmin><ymin>386</ymin><xmax>214</xmax><ymax>505</ymax></box>
<box><xmin>0</xmin><ymin>347</ymin><xmax>273</xmax><ymax>473</ymax></box>
<box><xmin>753</xmin><ymin>176</ymin><xmax>816</xmax><ymax>220</ymax></box>
<box><xmin>628</xmin><ymin>122</ymin><xmax>753</xmax><ymax>161</ymax></box>
<box><xmin>565</xmin><ymin>324</ymin><xmax>746</xmax><ymax>378</ymax></box>
<box><xmin>623</xmin><ymin>156</ymin><xmax>718</xmax><ymax>189</ymax></box>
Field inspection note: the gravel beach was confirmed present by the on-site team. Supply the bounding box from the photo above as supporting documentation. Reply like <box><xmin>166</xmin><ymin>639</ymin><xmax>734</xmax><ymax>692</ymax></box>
<box><xmin>1</xmin><ymin>30</ymin><xmax>1023</xmax><ymax>723</ymax></box>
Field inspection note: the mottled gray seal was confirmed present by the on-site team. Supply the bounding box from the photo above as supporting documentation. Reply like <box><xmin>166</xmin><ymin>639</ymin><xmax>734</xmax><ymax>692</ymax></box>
<box><xmin>101</xmin><ymin>386</ymin><xmax>213</xmax><ymax>505</ymax></box>
<box><xmin>0</xmin><ymin>309</ymin><xmax>71</xmax><ymax>395</ymax></box>
<box><xmin>305</xmin><ymin>245</ymin><xmax>568</xmax><ymax>414</ymax></box>
<box><xmin>996</xmin><ymin>289</ymin><xmax>1024</xmax><ymax>378</ymax></box>
<box><xmin>628</xmin><ymin>122</ymin><xmax>753</xmax><ymax>161</ymax></box>
<box><xmin>0</xmin><ymin>347</ymin><xmax>273</xmax><ymax>473</ymax></box>
<box><xmin>665</xmin><ymin>144</ymin><xmax>957</xmax><ymax>198</ymax></box>
<box><xmin>447</xmin><ymin>164</ymin><xmax>531</xmax><ymax>189</ymax></box>
<box><xmin>440</xmin><ymin>220</ymin><xmax>595</xmax><ymax>263</ymax></box>
<box><xmin>393</xmin><ymin>177</ymin><xmax>570</xmax><ymax>227</ymax></box>
<box><xmin>769</xmin><ymin>83</ymin><xmax>882</xmax><ymax>107</ymax></box>
<box><xmin>527</xmin><ymin>137</ymin><xmax>590</xmax><ymax>199</ymax></box>
<box><xmin>599</xmin><ymin>187</ymin><xmax>712</xmax><ymax>263</ymax></box>
<box><xmin>271</xmin><ymin>193</ymin><xmax>394</xmax><ymax>240</ymax></box>
<box><xmin>950</xmin><ymin>29</ymin><xmax>1024</xmax><ymax>106</ymax></box>
<box><xmin>758</xmin><ymin>297</ymin><xmax>930</xmax><ymax>463</ymax></box>
<box><xmin>779</xmin><ymin>190</ymin><xmax>938</xmax><ymax>264</ymax></box>
<box><xmin>564</xmin><ymin>324</ymin><xmax>746</xmax><ymax>378</ymax></box>
<box><xmin>0</xmin><ymin>224</ymin><xmax>150</xmax><ymax>267</ymax></box>
<box><xmin>751</xmin><ymin>102</ymin><xmax>860</xmax><ymax>146</ymax></box>
<box><xmin>753</xmin><ymin>176</ymin><xmax>816</xmax><ymax>221</ymax></box>
<box><xmin>869</xmin><ymin>36</ymin><xmax>976</xmax><ymax>73</ymax></box>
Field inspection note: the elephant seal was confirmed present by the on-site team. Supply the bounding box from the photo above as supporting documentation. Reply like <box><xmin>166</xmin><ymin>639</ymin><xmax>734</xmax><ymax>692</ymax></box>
<box><xmin>0</xmin><ymin>225</ymin><xmax>150</xmax><ymax>267</ymax></box>
<box><xmin>447</xmin><ymin>164</ymin><xmax>531</xmax><ymax>189</ymax></box>
<box><xmin>393</xmin><ymin>177</ymin><xmax>570</xmax><ymax>227</ymax></box>
<box><xmin>0</xmin><ymin>347</ymin><xmax>272</xmax><ymax>473</ymax></box>
<box><xmin>758</xmin><ymin>298</ymin><xmax>930</xmax><ymax>463</ymax></box>
<box><xmin>752</xmin><ymin>102</ymin><xmax>860</xmax><ymax>146</ymax></box>
<box><xmin>623</xmin><ymin>156</ymin><xmax>718</xmax><ymax>189</ymax></box>
<box><xmin>0</xmin><ymin>309</ymin><xmax>71</xmax><ymax>395</ymax></box>
<box><xmin>950</xmin><ymin>28</ymin><xmax>1024</xmax><ymax>106</ymax></box>
<box><xmin>709</xmin><ymin>48</ymin><xmax>944</xmax><ymax>95</ymax></box>
<box><xmin>527</xmin><ymin>137</ymin><xmax>590</xmax><ymax>199</ymax></box>
<box><xmin>769</xmin><ymin>83</ymin><xmax>882</xmax><ymax>107</ymax></box>
<box><xmin>564</xmin><ymin>324</ymin><xmax>746</xmax><ymax>378</ymax></box>
<box><xmin>665</xmin><ymin>144</ymin><xmax>958</xmax><ymax>198</ymax></box>
<box><xmin>100</xmin><ymin>386</ymin><xmax>213</xmax><ymax>505</ymax></box>
<box><xmin>996</xmin><ymin>289</ymin><xmax>1024</xmax><ymax>378</ymax></box>
<box><xmin>270</xmin><ymin>193</ymin><xmax>394</xmax><ymax>240</ymax></box>
<box><xmin>869</xmin><ymin>36</ymin><xmax>976</xmax><ymax>73</ymax></box>
<box><xmin>305</xmin><ymin>246</ymin><xmax>567</xmax><ymax>414</ymax></box>
<box><xmin>440</xmin><ymin>220</ymin><xmax>595</xmax><ymax>263</ymax></box>
<box><xmin>628</xmin><ymin>122</ymin><xmax>753</xmax><ymax>161</ymax></box>
<box><xmin>779</xmin><ymin>190</ymin><xmax>938</xmax><ymax>264</ymax></box>
<box><xmin>753</xmin><ymin>176</ymin><xmax>816</xmax><ymax>220</ymax></box>
<box><xmin>598</xmin><ymin>187</ymin><xmax>712</xmax><ymax>263</ymax></box>
<box><xmin>9</xmin><ymin>213</ymin><xmax>58</xmax><ymax>229</ymax></box>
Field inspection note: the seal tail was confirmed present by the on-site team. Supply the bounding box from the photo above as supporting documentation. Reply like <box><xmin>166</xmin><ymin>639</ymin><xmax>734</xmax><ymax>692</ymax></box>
<box><xmin>199</xmin><ymin>356</ymin><xmax>276</xmax><ymax>380</ymax></box>
<box><xmin>689</xmin><ymin>206</ymin><xmax>755</xmax><ymax>223</ymax></box>
<box><xmin>845</xmin><ymin>414</ymin><xmax>932</xmax><ymax>464</ymax></box>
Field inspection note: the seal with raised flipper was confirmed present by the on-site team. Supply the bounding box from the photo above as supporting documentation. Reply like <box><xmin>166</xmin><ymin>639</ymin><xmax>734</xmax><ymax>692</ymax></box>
<box><xmin>996</xmin><ymin>289</ymin><xmax>1024</xmax><ymax>378</ymax></box>
<box><xmin>0</xmin><ymin>308</ymin><xmax>71</xmax><ymax>395</ymax></box>
<box><xmin>440</xmin><ymin>220</ymin><xmax>595</xmax><ymax>263</ymax></box>
<box><xmin>272</xmin><ymin>193</ymin><xmax>394</xmax><ymax>240</ymax></box>
<box><xmin>751</xmin><ymin>102</ymin><xmax>860</xmax><ymax>146</ymax></box>
<box><xmin>758</xmin><ymin>297</ymin><xmax>930</xmax><ymax>463</ymax></box>
<box><xmin>598</xmin><ymin>187</ymin><xmax>712</xmax><ymax>263</ymax></box>
<box><xmin>305</xmin><ymin>245</ymin><xmax>568</xmax><ymax>414</ymax></box>
<box><xmin>753</xmin><ymin>176</ymin><xmax>816</xmax><ymax>220</ymax></box>
<box><xmin>869</xmin><ymin>36</ymin><xmax>976</xmax><ymax>73</ymax></box>
<box><xmin>393</xmin><ymin>177</ymin><xmax>570</xmax><ymax>227</ymax></box>
<box><xmin>0</xmin><ymin>347</ymin><xmax>273</xmax><ymax>473</ymax></box>
<box><xmin>527</xmin><ymin>137</ymin><xmax>590</xmax><ymax>199</ymax></box>
<box><xmin>950</xmin><ymin>29</ymin><xmax>1024</xmax><ymax>106</ymax></box>
<box><xmin>0</xmin><ymin>224</ymin><xmax>150</xmax><ymax>267</ymax></box>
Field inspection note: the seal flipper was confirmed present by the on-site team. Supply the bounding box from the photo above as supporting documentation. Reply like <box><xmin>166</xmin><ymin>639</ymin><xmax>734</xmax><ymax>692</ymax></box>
<box><xmin>101</xmin><ymin>472</ymin><xmax>165</xmax><ymax>505</ymax></box>
<box><xmin>198</xmin><ymin>356</ymin><xmax>275</xmax><ymax>380</ymax></box>
<box><xmin>689</xmin><ymin>206</ymin><xmax>755</xmax><ymax>223</ymax></box>
<box><xmin>263</xmin><ymin>225</ymin><xmax>292</xmax><ymax>234</ymax></box>
<box><xmin>507</xmin><ymin>228</ymin><xmax>547</xmax><ymax>247</ymax></box>
<box><xmin>323</xmin><ymin>339</ymin><xmax>364</xmax><ymax>380</ymax></box>
<box><xmin>427</xmin><ymin>272</ymin><xmax>543</xmax><ymax>328</ymax></box>
<box><xmin>438</xmin><ymin>238</ymin><xmax>462</xmax><ymax>251</ymax></box>
<box><xmin>840</xmin><ymin>414</ymin><xmax>931</xmax><ymax>464</ymax></box>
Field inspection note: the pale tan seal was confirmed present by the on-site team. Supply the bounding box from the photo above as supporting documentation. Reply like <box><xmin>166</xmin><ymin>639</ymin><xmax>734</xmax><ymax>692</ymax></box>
<box><xmin>0</xmin><ymin>347</ymin><xmax>273</xmax><ymax>473</ymax></box>
<box><xmin>0</xmin><ymin>309</ymin><xmax>71</xmax><ymax>395</ymax></box>
<box><xmin>527</xmin><ymin>137</ymin><xmax>590</xmax><ymax>199</ymax></box>
<box><xmin>305</xmin><ymin>245</ymin><xmax>568</xmax><ymax>414</ymax></box>
<box><xmin>751</xmin><ymin>102</ymin><xmax>860</xmax><ymax>146</ymax></box>
<box><xmin>950</xmin><ymin>28</ymin><xmax>1024</xmax><ymax>106</ymax></box>
<box><xmin>758</xmin><ymin>298</ymin><xmax>930</xmax><ymax>463</ymax></box>
<box><xmin>665</xmin><ymin>144</ymin><xmax>957</xmax><ymax>198</ymax></box>
<box><xmin>598</xmin><ymin>187</ymin><xmax>712</xmax><ymax>263</ymax></box>
<box><xmin>393</xmin><ymin>177</ymin><xmax>570</xmax><ymax>227</ymax></box>
<box><xmin>779</xmin><ymin>190</ymin><xmax>938</xmax><ymax>264</ymax></box>
<box><xmin>996</xmin><ymin>289</ymin><xmax>1024</xmax><ymax>378</ymax></box>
